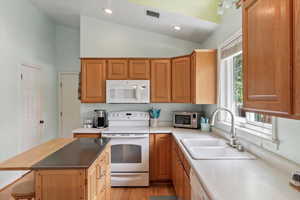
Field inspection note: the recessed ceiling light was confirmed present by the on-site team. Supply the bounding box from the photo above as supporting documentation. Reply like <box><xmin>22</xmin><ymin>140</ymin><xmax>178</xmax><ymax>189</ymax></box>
<box><xmin>103</xmin><ymin>8</ymin><xmax>113</xmax><ymax>15</ymax></box>
<box><xmin>173</xmin><ymin>26</ymin><xmax>181</xmax><ymax>31</ymax></box>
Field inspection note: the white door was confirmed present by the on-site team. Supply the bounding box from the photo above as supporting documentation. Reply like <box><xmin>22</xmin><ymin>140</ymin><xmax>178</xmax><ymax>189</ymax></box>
<box><xmin>20</xmin><ymin>65</ymin><xmax>42</xmax><ymax>151</ymax></box>
<box><xmin>59</xmin><ymin>73</ymin><xmax>81</xmax><ymax>138</ymax></box>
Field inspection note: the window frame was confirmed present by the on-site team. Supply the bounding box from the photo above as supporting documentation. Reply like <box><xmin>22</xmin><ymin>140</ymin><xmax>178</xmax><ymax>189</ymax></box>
<box><xmin>217</xmin><ymin>30</ymin><xmax>277</xmax><ymax>142</ymax></box>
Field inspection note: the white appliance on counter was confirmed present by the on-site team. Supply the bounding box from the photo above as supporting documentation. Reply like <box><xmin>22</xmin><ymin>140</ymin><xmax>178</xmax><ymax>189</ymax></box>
<box><xmin>101</xmin><ymin>111</ymin><xmax>150</xmax><ymax>187</ymax></box>
<box><xmin>106</xmin><ymin>80</ymin><xmax>150</xmax><ymax>104</ymax></box>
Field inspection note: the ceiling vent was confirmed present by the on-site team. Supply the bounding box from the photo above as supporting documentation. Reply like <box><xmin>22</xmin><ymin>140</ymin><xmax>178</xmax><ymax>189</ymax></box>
<box><xmin>146</xmin><ymin>10</ymin><xmax>160</xmax><ymax>18</ymax></box>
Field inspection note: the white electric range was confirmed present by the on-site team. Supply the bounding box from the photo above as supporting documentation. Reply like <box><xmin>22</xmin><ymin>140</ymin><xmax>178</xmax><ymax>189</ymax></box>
<box><xmin>101</xmin><ymin>111</ymin><xmax>150</xmax><ymax>187</ymax></box>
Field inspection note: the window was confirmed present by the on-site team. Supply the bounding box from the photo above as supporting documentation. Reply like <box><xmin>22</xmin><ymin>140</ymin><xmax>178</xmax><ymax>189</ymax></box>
<box><xmin>219</xmin><ymin>32</ymin><xmax>274</xmax><ymax>139</ymax></box>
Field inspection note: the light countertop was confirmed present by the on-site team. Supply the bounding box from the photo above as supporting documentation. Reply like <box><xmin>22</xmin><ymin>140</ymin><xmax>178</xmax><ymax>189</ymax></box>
<box><xmin>72</xmin><ymin>128</ymin><xmax>106</xmax><ymax>134</ymax></box>
<box><xmin>168</xmin><ymin>128</ymin><xmax>300</xmax><ymax>200</ymax></box>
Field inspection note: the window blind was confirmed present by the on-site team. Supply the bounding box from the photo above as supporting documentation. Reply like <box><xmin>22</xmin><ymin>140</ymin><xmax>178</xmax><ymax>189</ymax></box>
<box><xmin>221</xmin><ymin>34</ymin><xmax>242</xmax><ymax>59</ymax></box>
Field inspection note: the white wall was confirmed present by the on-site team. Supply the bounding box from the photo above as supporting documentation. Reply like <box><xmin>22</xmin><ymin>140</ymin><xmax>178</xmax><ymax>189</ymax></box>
<box><xmin>80</xmin><ymin>16</ymin><xmax>201</xmax><ymax>58</ymax></box>
<box><xmin>0</xmin><ymin>0</ymin><xmax>58</xmax><ymax>188</ymax></box>
<box><xmin>55</xmin><ymin>25</ymin><xmax>80</xmax><ymax>72</ymax></box>
<box><xmin>201</xmin><ymin>8</ymin><xmax>300</xmax><ymax>165</ymax></box>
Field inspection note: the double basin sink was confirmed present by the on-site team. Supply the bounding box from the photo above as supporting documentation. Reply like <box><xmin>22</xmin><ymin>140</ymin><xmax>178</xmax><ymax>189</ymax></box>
<box><xmin>181</xmin><ymin>138</ymin><xmax>256</xmax><ymax>160</ymax></box>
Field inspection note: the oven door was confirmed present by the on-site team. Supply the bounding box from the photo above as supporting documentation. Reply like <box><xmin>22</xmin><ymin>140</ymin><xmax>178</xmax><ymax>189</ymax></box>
<box><xmin>102</xmin><ymin>134</ymin><xmax>149</xmax><ymax>172</ymax></box>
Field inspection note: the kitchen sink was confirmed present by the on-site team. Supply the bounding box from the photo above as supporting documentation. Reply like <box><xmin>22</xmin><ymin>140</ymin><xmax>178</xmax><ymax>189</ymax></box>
<box><xmin>181</xmin><ymin>138</ymin><xmax>256</xmax><ymax>160</ymax></box>
<box><xmin>181</xmin><ymin>138</ymin><xmax>227</xmax><ymax>147</ymax></box>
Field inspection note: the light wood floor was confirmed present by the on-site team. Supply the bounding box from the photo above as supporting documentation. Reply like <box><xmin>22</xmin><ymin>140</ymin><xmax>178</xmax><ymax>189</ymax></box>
<box><xmin>0</xmin><ymin>172</ymin><xmax>34</xmax><ymax>200</ymax></box>
<box><xmin>111</xmin><ymin>184</ymin><xmax>176</xmax><ymax>200</ymax></box>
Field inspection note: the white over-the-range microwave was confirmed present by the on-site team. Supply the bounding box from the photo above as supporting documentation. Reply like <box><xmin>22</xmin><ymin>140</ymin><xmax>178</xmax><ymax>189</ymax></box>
<box><xmin>106</xmin><ymin>80</ymin><xmax>150</xmax><ymax>104</ymax></box>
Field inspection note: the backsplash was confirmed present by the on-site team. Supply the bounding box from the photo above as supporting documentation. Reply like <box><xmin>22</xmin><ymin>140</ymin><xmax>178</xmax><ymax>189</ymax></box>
<box><xmin>81</xmin><ymin>103</ymin><xmax>203</xmax><ymax>125</ymax></box>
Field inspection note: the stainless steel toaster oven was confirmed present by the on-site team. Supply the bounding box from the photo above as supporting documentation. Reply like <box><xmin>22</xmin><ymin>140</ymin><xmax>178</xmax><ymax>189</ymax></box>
<box><xmin>173</xmin><ymin>112</ymin><xmax>202</xmax><ymax>129</ymax></box>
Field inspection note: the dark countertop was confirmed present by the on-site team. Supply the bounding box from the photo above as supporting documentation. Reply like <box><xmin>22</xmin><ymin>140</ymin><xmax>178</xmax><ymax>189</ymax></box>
<box><xmin>32</xmin><ymin>138</ymin><xmax>110</xmax><ymax>169</ymax></box>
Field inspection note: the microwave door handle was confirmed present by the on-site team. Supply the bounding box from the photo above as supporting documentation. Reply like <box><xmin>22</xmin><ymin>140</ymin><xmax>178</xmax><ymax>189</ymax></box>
<box><xmin>135</xmin><ymin>86</ymin><xmax>141</xmax><ymax>100</ymax></box>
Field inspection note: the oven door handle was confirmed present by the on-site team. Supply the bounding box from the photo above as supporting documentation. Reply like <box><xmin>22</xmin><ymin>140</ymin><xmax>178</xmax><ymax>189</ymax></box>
<box><xmin>101</xmin><ymin>134</ymin><xmax>149</xmax><ymax>139</ymax></box>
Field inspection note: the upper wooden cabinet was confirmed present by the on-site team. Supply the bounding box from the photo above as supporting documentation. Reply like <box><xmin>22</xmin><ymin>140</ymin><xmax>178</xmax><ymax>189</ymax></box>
<box><xmin>191</xmin><ymin>50</ymin><xmax>217</xmax><ymax>104</ymax></box>
<box><xmin>107</xmin><ymin>59</ymin><xmax>128</xmax><ymax>80</ymax></box>
<box><xmin>128</xmin><ymin>59</ymin><xmax>150</xmax><ymax>79</ymax></box>
<box><xmin>172</xmin><ymin>56</ymin><xmax>191</xmax><ymax>103</ymax></box>
<box><xmin>81</xmin><ymin>59</ymin><xmax>106</xmax><ymax>103</ymax></box>
<box><xmin>151</xmin><ymin>59</ymin><xmax>172</xmax><ymax>103</ymax></box>
<box><xmin>243</xmin><ymin>0</ymin><xmax>292</xmax><ymax>115</ymax></box>
<box><xmin>294</xmin><ymin>0</ymin><xmax>300</xmax><ymax>117</ymax></box>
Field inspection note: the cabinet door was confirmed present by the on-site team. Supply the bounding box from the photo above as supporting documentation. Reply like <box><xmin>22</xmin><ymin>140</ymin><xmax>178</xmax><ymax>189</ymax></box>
<box><xmin>183</xmin><ymin>170</ymin><xmax>191</xmax><ymax>200</ymax></box>
<box><xmin>172</xmin><ymin>56</ymin><xmax>191</xmax><ymax>103</ymax></box>
<box><xmin>87</xmin><ymin>163</ymin><xmax>99</xmax><ymax>200</ymax></box>
<box><xmin>105</xmin><ymin>147</ymin><xmax>111</xmax><ymax>200</ymax></box>
<box><xmin>128</xmin><ymin>59</ymin><xmax>150</xmax><ymax>79</ymax></box>
<box><xmin>87</xmin><ymin>155</ymin><xmax>106</xmax><ymax>200</ymax></box>
<box><xmin>149</xmin><ymin>134</ymin><xmax>155</xmax><ymax>181</ymax></box>
<box><xmin>35</xmin><ymin>170</ymin><xmax>85</xmax><ymax>200</ymax></box>
<box><xmin>171</xmin><ymin>139</ymin><xmax>177</xmax><ymax>186</ymax></box>
<box><xmin>243</xmin><ymin>0</ymin><xmax>292</xmax><ymax>115</ymax></box>
<box><xmin>294</xmin><ymin>0</ymin><xmax>300</xmax><ymax>117</ymax></box>
<box><xmin>150</xmin><ymin>134</ymin><xmax>171</xmax><ymax>181</ymax></box>
<box><xmin>191</xmin><ymin>50</ymin><xmax>217</xmax><ymax>104</ymax></box>
<box><xmin>176</xmin><ymin>159</ymin><xmax>184</xmax><ymax>200</ymax></box>
<box><xmin>151</xmin><ymin>59</ymin><xmax>172</xmax><ymax>103</ymax></box>
<box><xmin>81</xmin><ymin>60</ymin><xmax>106</xmax><ymax>103</ymax></box>
<box><xmin>107</xmin><ymin>59</ymin><xmax>128</xmax><ymax>80</ymax></box>
<box><xmin>190</xmin><ymin>53</ymin><xmax>196</xmax><ymax>104</ymax></box>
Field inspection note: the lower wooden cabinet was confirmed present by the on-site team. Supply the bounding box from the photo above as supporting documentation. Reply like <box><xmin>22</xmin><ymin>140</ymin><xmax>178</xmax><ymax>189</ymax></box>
<box><xmin>172</xmin><ymin>137</ymin><xmax>191</xmax><ymax>200</ymax></box>
<box><xmin>150</xmin><ymin>134</ymin><xmax>172</xmax><ymax>182</ymax></box>
<box><xmin>73</xmin><ymin>133</ymin><xmax>101</xmax><ymax>139</ymax></box>
<box><xmin>35</xmin><ymin>145</ymin><xmax>111</xmax><ymax>200</ymax></box>
<box><xmin>35</xmin><ymin>169</ymin><xmax>86</xmax><ymax>200</ymax></box>
<box><xmin>183</xmin><ymin>169</ymin><xmax>191</xmax><ymax>200</ymax></box>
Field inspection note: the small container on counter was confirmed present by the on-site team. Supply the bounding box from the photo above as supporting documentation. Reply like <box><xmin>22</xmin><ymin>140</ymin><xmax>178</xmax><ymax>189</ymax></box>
<box><xmin>83</xmin><ymin>119</ymin><xmax>93</xmax><ymax>128</ymax></box>
<box><xmin>200</xmin><ymin>117</ymin><xmax>211</xmax><ymax>132</ymax></box>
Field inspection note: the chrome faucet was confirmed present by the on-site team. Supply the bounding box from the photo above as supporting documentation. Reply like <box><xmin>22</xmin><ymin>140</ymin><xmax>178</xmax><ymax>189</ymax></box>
<box><xmin>210</xmin><ymin>107</ymin><xmax>240</xmax><ymax>148</ymax></box>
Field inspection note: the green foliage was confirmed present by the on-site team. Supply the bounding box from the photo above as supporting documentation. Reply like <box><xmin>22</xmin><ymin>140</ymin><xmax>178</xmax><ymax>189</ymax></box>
<box><xmin>233</xmin><ymin>53</ymin><xmax>243</xmax><ymax>105</ymax></box>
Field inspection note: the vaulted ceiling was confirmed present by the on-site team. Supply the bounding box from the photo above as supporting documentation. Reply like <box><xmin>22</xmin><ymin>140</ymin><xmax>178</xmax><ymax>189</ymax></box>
<box><xmin>30</xmin><ymin>0</ymin><xmax>220</xmax><ymax>43</ymax></box>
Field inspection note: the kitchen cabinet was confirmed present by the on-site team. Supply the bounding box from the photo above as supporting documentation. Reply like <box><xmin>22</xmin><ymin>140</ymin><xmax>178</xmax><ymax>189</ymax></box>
<box><xmin>294</xmin><ymin>0</ymin><xmax>300</xmax><ymax>117</ymax></box>
<box><xmin>35</xmin><ymin>144</ymin><xmax>111</xmax><ymax>200</ymax></box>
<box><xmin>172</xmin><ymin>137</ymin><xmax>191</xmax><ymax>200</ymax></box>
<box><xmin>150</xmin><ymin>59</ymin><xmax>172</xmax><ymax>103</ymax></box>
<box><xmin>87</xmin><ymin>146</ymin><xmax>110</xmax><ymax>200</ymax></box>
<box><xmin>128</xmin><ymin>59</ymin><xmax>150</xmax><ymax>79</ymax></box>
<box><xmin>191</xmin><ymin>50</ymin><xmax>217</xmax><ymax>104</ymax></box>
<box><xmin>73</xmin><ymin>133</ymin><xmax>101</xmax><ymax>138</ymax></box>
<box><xmin>81</xmin><ymin>59</ymin><xmax>106</xmax><ymax>103</ymax></box>
<box><xmin>243</xmin><ymin>0</ymin><xmax>293</xmax><ymax>115</ymax></box>
<box><xmin>150</xmin><ymin>134</ymin><xmax>172</xmax><ymax>182</ymax></box>
<box><xmin>172</xmin><ymin>56</ymin><xmax>191</xmax><ymax>103</ymax></box>
<box><xmin>107</xmin><ymin>59</ymin><xmax>128</xmax><ymax>80</ymax></box>
<box><xmin>36</xmin><ymin>169</ymin><xmax>86</xmax><ymax>200</ymax></box>
<box><xmin>183</xmin><ymin>169</ymin><xmax>191</xmax><ymax>200</ymax></box>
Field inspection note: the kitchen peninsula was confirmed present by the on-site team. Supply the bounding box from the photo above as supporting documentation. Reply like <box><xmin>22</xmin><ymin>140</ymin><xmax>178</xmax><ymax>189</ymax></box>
<box><xmin>0</xmin><ymin>138</ymin><xmax>111</xmax><ymax>200</ymax></box>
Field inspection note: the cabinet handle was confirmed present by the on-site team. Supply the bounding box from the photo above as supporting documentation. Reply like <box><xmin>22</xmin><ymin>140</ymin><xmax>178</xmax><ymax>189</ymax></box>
<box><xmin>96</xmin><ymin>165</ymin><xmax>101</xmax><ymax>179</ymax></box>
